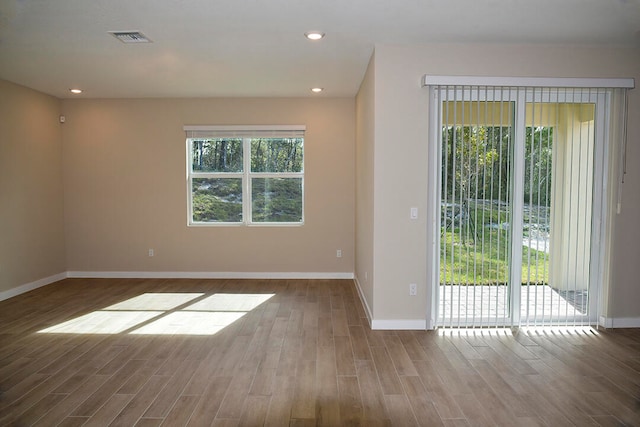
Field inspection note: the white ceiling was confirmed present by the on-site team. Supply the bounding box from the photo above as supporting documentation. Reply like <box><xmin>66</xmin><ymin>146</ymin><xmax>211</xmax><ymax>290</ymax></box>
<box><xmin>1</xmin><ymin>0</ymin><xmax>639</xmax><ymax>99</ymax></box>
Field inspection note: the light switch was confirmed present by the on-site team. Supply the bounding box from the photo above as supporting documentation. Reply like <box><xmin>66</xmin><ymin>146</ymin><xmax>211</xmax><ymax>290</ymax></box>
<box><xmin>410</xmin><ymin>207</ymin><xmax>418</xmax><ymax>219</ymax></box>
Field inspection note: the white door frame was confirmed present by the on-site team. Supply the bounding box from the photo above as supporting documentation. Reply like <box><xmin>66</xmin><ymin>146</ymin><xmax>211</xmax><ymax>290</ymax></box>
<box><xmin>426</xmin><ymin>83</ymin><xmax>612</xmax><ymax>329</ymax></box>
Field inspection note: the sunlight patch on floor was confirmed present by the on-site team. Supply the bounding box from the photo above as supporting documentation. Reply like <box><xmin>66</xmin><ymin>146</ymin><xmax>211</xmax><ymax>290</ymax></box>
<box><xmin>520</xmin><ymin>326</ymin><xmax>599</xmax><ymax>336</ymax></box>
<box><xmin>103</xmin><ymin>293</ymin><xmax>204</xmax><ymax>311</ymax></box>
<box><xmin>130</xmin><ymin>311</ymin><xmax>246</xmax><ymax>335</ymax></box>
<box><xmin>37</xmin><ymin>292</ymin><xmax>275</xmax><ymax>335</ymax></box>
<box><xmin>438</xmin><ymin>328</ymin><xmax>513</xmax><ymax>337</ymax></box>
<box><xmin>38</xmin><ymin>310</ymin><xmax>164</xmax><ymax>334</ymax></box>
<box><xmin>437</xmin><ymin>325</ymin><xmax>598</xmax><ymax>338</ymax></box>
<box><xmin>185</xmin><ymin>293</ymin><xmax>275</xmax><ymax>312</ymax></box>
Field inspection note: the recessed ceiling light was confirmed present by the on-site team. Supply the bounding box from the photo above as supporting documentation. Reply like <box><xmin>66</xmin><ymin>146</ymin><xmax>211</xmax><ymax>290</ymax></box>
<box><xmin>311</xmin><ymin>87</ymin><xmax>323</xmax><ymax>93</ymax></box>
<box><xmin>304</xmin><ymin>32</ymin><xmax>325</xmax><ymax>41</ymax></box>
<box><xmin>69</xmin><ymin>88</ymin><xmax>82</xmax><ymax>94</ymax></box>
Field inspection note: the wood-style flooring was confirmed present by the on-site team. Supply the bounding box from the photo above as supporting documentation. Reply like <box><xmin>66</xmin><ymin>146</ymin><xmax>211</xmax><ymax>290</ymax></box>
<box><xmin>1</xmin><ymin>278</ymin><xmax>639</xmax><ymax>426</ymax></box>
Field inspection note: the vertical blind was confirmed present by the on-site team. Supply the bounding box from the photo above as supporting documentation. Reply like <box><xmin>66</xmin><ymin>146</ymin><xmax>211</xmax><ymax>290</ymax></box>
<box><xmin>424</xmin><ymin>76</ymin><xmax>633</xmax><ymax>328</ymax></box>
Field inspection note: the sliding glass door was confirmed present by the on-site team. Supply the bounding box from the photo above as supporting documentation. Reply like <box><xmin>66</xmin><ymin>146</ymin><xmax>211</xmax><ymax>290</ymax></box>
<box><xmin>438</xmin><ymin>95</ymin><xmax>515</xmax><ymax>327</ymax></box>
<box><xmin>518</xmin><ymin>91</ymin><xmax>603</xmax><ymax>326</ymax></box>
<box><xmin>433</xmin><ymin>86</ymin><xmax>605</xmax><ymax>327</ymax></box>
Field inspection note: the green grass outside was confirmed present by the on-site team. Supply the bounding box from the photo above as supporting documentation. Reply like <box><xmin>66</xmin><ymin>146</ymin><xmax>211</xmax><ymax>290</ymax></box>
<box><xmin>440</xmin><ymin>200</ymin><xmax>550</xmax><ymax>285</ymax></box>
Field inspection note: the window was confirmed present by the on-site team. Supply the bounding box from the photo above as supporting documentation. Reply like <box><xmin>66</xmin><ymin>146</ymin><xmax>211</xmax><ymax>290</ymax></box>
<box><xmin>185</xmin><ymin>125</ymin><xmax>305</xmax><ymax>225</ymax></box>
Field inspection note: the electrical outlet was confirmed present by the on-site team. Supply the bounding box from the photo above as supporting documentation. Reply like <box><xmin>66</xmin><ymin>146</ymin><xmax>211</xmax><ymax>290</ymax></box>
<box><xmin>336</xmin><ymin>249</ymin><xmax>342</xmax><ymax>258</ymax></box>
<box><xmin>148</xmin><ymin>248</ymin><xmax>154</xmax><ymax>257</ymax></box>
<box><xmin>409</xmin><ymin>283</ymin><xmax>417</xmax><ymax>296</ymax></box>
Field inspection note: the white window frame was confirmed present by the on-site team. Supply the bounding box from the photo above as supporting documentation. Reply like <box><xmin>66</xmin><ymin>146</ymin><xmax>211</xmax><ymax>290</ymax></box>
<box><xmin>185</xmin><ymin>125</ymin><xmax>305</xmax><ymax>226</ymax></box>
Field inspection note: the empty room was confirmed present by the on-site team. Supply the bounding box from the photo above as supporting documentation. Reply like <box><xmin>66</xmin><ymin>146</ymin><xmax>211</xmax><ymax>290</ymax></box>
<box><xmin>1</xmin><ymin>1</ymin><xmax>640</xmax><ymax>425</ymax></box>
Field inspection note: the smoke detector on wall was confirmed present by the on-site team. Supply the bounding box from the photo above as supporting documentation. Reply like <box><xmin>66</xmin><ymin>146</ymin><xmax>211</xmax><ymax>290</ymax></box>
<box><xmin>108</xmin><ymin>31</ymin><xmax>152</xmax><ymax>43</ymax></box>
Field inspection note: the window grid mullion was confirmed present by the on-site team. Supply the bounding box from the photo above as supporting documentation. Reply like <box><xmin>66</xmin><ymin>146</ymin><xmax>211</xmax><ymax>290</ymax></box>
<box><xmin>190</xmin><ymin>172</ymin><xmax>244</xmax><ymax>179</ymax></box>
<box><xmin>250</xmin><ymin>173</ymin><xmax>304</xmax><ymax>179</ymax></box>
<box><xmin>244</xmin><ymin>137</ymin><xmax>252</xmax><ymax>224</ymax></box>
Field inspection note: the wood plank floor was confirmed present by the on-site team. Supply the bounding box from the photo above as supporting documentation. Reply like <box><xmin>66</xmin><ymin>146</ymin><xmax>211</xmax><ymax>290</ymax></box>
<box><xmin>1</xmin><ymin>278</ymin><xmax>639</xmax><ymax>426</ymax></box>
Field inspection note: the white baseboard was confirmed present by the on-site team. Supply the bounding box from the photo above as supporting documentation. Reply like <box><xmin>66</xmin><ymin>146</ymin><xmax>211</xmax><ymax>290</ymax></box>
<box><xmin>353</xmin><ymin>276</ymin><xmax>373</xmax><ymax>327</ymax></box>
<box><xmin>371</xmin><ymin>319</ymin><xmax>427</xmax><ymax>330</ymax></box>
<box><xmin>599</xmin><ymin>316</ymin><xmax>640</xmax><ymax>328</ymax></box>
<box><xmin>0</xmin><ymin>272</ymin><xmax>67</xmax><ymax>302</ymax></box>
<box><xmin>66</xmin><ymin>271</ymin><xmax>354</xmax><ymax>280</ymax></box>
<box><xmin>353</xmin><ymin>276</ymin><xmax>427</xmax><ymax>330</ymax></box>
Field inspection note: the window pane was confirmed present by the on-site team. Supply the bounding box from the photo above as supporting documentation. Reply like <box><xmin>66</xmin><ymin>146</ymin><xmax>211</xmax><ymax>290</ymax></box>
<box><xmin>192</xmin><ymin>178</ymin><xmax>242</xmax><ymax>222</ymax></box>
<box><xmin>251</xmin><ymin>138</ymin><xmax>303</xmax><ymax>172</ymax></box>
<box><xmin>252</xmin><ymin>178</ymin><xmax>302</xmax><ymax>222</ymax></box>
<box><xmin>191</xmin><ymin>139</ymin><xmax>243</xmax><ymax>172</ymax></box>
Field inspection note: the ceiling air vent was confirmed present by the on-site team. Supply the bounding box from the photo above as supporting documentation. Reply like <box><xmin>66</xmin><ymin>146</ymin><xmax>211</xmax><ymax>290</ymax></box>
<box><xmin>109</xmin><ymin>31</ymin><xmax>152</xmax><ymax>43</ymax></box>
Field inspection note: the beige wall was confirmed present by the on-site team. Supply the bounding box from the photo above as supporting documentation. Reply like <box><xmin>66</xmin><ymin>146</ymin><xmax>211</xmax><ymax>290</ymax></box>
<box><xmin>355</xmin><ymin>54</ymin><xmax>376</xmax><ymax>316</ymax></box>
<box><xmin>0</xmin><ymin>80</ymin><xmax>66</xmax><ymax>294</ymax></box>
<box><xmin>61</xmin><ymin>97</ymin><xmax>355</xmax><ymax>274</ymax></box>
<box><xmin>3</xmin><ymin>41</ymin><xmax>639</xmax><ymax>325</ymax></box>
<box><xmin>360</xmin><ymin>43</ymin><xmax>640</xmax><ymax>324</ymax></box>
